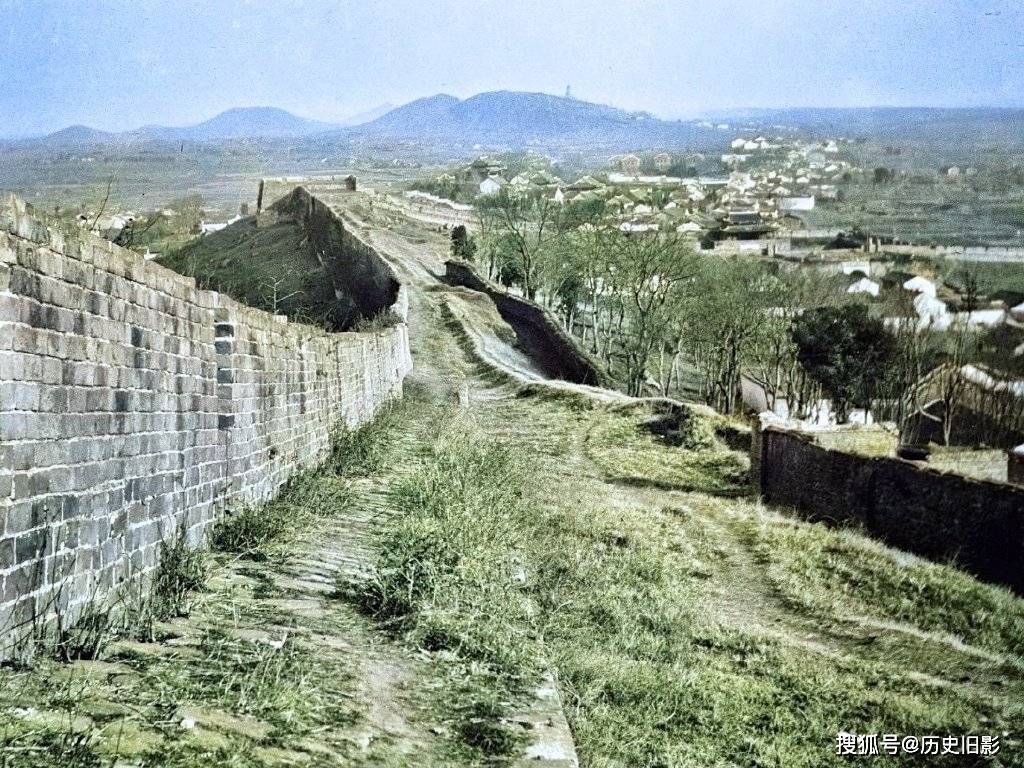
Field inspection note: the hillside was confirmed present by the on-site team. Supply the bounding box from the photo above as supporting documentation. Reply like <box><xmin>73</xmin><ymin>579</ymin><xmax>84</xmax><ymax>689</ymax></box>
<box><xmin>33</xmin><ymin>124</ymin><xmax>120</xmax><ymax>146</ymax></box>
<box><xmin>16</xmin><ymin>107</ymin><xmax>339</xmax><ymax>147</ymax></box>
<box><xmin>159</xmin><ymin>187</ymin><xmax>400</xmax><ymax>330</ymax></box>
<box><xmin>353</xmin><ymin>89</ymin><xmax>717</xmax><ymax>148</ymax></box>
<box><xmin>709</xmin><ymin>106</ymin><xmax>1024</xmax><ymax>146</ymax></box>
<box><xmin>148</xmin><ymin>106</ymin><xmax>337</xmax><ymax>140</ymax></box>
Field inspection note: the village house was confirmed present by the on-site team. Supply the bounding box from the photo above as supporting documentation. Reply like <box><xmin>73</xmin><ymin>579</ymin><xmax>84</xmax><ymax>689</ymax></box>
<box><xmin>478</xmin><ymin>176</ymin><xmax>507</xmax><ymax>196</ymax></box>
<box><xmin>904</xmin><ymin>275</ymin><xmax>938</xmax><ymax>297</ymax></box>
<box><xmin>619</xmin><ymin>154</ymin><xmax>641</xmax><ymax>176</ymax></box>
<box><xmin>200</xmin><ymin>214</ymin><xmax>242</xmax><ymax>235</ymax></box>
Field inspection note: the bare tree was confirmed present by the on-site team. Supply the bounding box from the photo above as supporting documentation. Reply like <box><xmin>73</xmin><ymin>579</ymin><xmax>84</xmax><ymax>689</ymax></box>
<box><xmin>477</xmin><ymin>189</ymin><xmax>564</xmax><ymax>301</ymax></box>
<box><xmin>262</xmin><ymin>275</ymin><xmax>302</xmax><ymax>315</ymax></box>
<box><xmin>88</xmin><ymin>176</ymin><xmax>115</xmax><ymax>232</ymax></box>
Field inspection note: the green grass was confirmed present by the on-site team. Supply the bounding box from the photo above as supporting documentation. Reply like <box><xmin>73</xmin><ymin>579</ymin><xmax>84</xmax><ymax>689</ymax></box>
<box><xmin>151</xmin><ymin>535</ymin><xmax>210</xmax><ymax>620</ymax></box>
<box><xmin>211</xmin><ymin>472</ymin><xmax>352</xmax><ymax>561</ymax></box>
<box><xmin>211</xmin><ymin>399</ymin><xmax>411</xmax><ymax>560</ymax></box>
<box><xmin>357</xmin><ymin>393</ymin><xmax>1024</xmax><ymax>767</ymax></box>
<box><xmin>345</xmin><ymin>412</ymin><xmax>539</xmax><ymax>759</ymax></box>
<box><xmin>350</xmin><ymin>308</ymin><xmax>405</xmax><ymax>333</ymax></box>
<box><xmin>361</xmin><ymin>416</ymin><xmax>540</xmax><ymax>671</ymax></box>
<box><xmin>741</xmin><ymin>514</ymin><xmax>1024</xmax><ymax>659</ymax></box>
<box><xmin>326</xmin><ymin>397</ymin><xmax>413</xmax><ymax>477</ymax></box>
<box><xmin>585</xmin><ymin>405</ymin><xmax>751</xmax><ymax>495</ymax></box>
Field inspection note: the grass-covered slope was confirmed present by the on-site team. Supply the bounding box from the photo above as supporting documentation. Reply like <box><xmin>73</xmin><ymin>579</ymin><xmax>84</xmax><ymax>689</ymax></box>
<box><xmin>159</xmin><ymin>188</ymin><xmax>400</xmax><ymax>330</ymax></box>
<box><xmin>357</xmin><ymin>389</ymin><xmax>1024</xmax><ymax>767</ymax></box>
<box><xmin>159</xmin><ymin>213</ymin><xmax>353</xmax><ymax>328</ymax></box>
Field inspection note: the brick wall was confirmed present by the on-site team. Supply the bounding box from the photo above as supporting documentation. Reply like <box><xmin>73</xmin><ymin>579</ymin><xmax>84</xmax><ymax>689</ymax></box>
<box><xmin>751</xmin><ymin>418</ymin><xmax>1024</xmax><ymax>592</ymax></box>
<box><xmin>0</xmin><ymin>195</ymin><xmax>411</xmax><ymax>652</ymax></box>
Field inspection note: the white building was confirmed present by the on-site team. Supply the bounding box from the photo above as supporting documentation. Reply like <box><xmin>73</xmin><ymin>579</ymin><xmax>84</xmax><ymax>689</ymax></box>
<box><xmin>479</xmin><ymin>176</ymin><xmax>505</xmax><ymax>196</ymax></box>
<box><xmin>779</xmin><ymin>196</ymin><xmax>816</xmax><ymax>213</ymax></box>
<box><xmin>608</xmin><ymin>172</ymin><xmax>685</xmax><ymax>186</ymax></box>
<box><xmin>962</xmin><ymin>309</ymin><xmax>1007</xmax><ymax>328</ymax></box>
<box><xmin>847</xmin><ymin>277</ymin><xmax>880</xmax><ymax>297</ymax></box>
<box><xmin>841</xmin><ymin>261</ymin><xmax>871</xmax><ymax>276</ymax></box>
<box><xmin>914</xmin><ymin>293</ymin><xmax>949</xmax><ymax>320</ymax></box>
<box><xmin>619</xmin><ymin>222</ymin><xmax>659</xmax><ymax>233</ymax></box>
<box><xmin>676</xmin><ymin>221</ymin><xmax>702</xmax><ymax>234</ymax></box>
<box><xmin>200</xmin><ymin>215</ymin><xmax>242</xmax><ymax>235</ymax></box>
<box><xmin>903</xmin><ymin>276</ymin><xmax>938</xmax><ymax>297</ymax></box>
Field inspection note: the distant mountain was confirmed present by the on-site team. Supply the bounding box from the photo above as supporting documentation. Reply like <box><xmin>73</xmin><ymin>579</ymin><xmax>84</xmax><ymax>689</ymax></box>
<box><xmin>23</xmin><ymin>107</ymin><xmax>339</xmax><ymax>146</ymax></box>
<box><xmin>163</xmin><ymin>106</ymin><xmax>337</xmax><ymax>140</ymax></box>
<box><xmin>20</xmin><ymin>92</ymin><xmax>720</xmax><ymax>150</ymax></box>
<box><xmin>19</xmin><ymin>98</ymin><xmax>1024</xmax><ymax>153</ymax></box>
<box><xmin>340</xmin><ymin>103</ymin><xmax>394</xmax><ymax>126</ymax></box>
<box><xmin>35</xmin><ymin>124</ymin><xmax>120</xmax><ymax>146</ymax></box>
<box><xmin>352</xmin><ymin>91</ymin><xmax>715</xmax><ymax>148</ymax></box>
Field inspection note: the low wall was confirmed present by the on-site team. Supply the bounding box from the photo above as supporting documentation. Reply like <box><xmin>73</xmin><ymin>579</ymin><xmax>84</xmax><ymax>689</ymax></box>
<box><xmin>444</xmin><ymin>260</ymin><xmax>608</xmax><ymax>387</ymax></box>
<box><xmin>751</xmin><ymin>420</ymin><xmax>1024</xmax><ymax>591</ymax></box>
<box><xmin>878</xmin><ymin>243</ymin><xmax>1024</xmax><ymax>263</ymax></box>
<box><xmin>0</xmin><ymin>194</ymin><xmax>411</xmax><ymax>652</ymax></box>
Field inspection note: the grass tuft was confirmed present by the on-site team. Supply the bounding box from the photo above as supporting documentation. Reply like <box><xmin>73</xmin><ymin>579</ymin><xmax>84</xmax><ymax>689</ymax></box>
<box><xmin>327</xmin><ymin>397</ymin><xmax>411</xmax><ymax>477</ymax></box>
<box><xmin>152</xmin><ymin>534</ymin><xmax>209</xmax><ymax>619</ymax></box>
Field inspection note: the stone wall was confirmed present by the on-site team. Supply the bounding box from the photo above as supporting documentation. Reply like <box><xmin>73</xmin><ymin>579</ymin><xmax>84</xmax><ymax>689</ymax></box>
<box><xmin>444</xmin><ymin>260</ymin><xmax>608</xmax><ymax>387</ymax></box>
<box><xmin>0</xmin><ymin>194</ymin><xmax>411</xmax><ymax>652</ymax></box>
<box><xmin>752</xmin><ymin>419</ymin><xmax>1024</xmax><ymax>592</ymax></box>
<box><xmin>1010</xmin><ymin>447</ymin><xmax>1024</xmax><ymax>486</ymax></box>
<box><xmin>878</xmin><ymin>243</ymin><xmax>1024</xmax><ymax>263</ymax></box>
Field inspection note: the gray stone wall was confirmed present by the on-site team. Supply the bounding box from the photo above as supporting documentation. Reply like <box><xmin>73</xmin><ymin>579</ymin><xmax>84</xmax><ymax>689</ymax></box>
<box><xmin>444</xmin><ymin>259</ymin><xmax>608</xmax><ymax>387</ymax></box>
<box><xmin>0</xmin><ymin>195</ymin><xmax>411</xmax><ymax>652</ymax></box>
<box><xmin>752</xmin><ymin>419</ymin><xmax>1024</xmax><ymax>592</ymax></box>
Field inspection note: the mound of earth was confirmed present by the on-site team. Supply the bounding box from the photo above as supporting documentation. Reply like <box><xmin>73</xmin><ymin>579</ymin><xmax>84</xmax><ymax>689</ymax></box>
<box><xmin>160</xmin><ymin>187</ymin><xmax>400</xmax><ymax>330</ymax></box>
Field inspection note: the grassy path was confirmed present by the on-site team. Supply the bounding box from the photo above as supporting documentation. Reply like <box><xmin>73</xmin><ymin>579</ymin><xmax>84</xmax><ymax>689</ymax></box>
<box><xmin>340</xmin><ymin>195</ymin><xmax>1024</xmax><ymax>767</ymax></box>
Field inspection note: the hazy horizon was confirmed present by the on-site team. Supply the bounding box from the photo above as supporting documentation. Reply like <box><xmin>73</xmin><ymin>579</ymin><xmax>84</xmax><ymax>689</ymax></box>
<box><xmin>2</xmin><ymin>0</ymin><xmax>1022</xmax><ymax>138</ymax></box>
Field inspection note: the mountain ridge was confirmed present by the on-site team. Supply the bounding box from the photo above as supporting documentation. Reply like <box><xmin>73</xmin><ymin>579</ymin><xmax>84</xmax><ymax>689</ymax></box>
<box><xmin>13</xmin><ymin>93</ymin><xmax>1024</xmax><ymax>150</ymax></box>
<box><xmin>14</xmin><ymin>106</ymin><xmax>339</xmax><ymax>146</ymax></box>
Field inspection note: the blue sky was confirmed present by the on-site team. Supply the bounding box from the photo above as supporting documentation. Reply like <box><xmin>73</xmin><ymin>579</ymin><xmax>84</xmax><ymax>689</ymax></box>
<box><xmin>1</xmin><ymin>0</ymin><xmax>1022</xmax><ymax>137</ymax></box>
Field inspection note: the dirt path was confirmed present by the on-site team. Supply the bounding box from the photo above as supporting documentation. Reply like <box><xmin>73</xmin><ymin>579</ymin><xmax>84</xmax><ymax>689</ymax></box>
<box><xmin>0</xmin><ymin>189</ymin><xmax>575</xmax><ymax>767</ymax></box>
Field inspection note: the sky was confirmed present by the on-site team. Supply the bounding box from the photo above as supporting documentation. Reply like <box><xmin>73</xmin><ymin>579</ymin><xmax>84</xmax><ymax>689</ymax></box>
<box><xmin>1</xmin><ymin>0</ymin><xmax>1022</xmax><ymax>137</ymax></box>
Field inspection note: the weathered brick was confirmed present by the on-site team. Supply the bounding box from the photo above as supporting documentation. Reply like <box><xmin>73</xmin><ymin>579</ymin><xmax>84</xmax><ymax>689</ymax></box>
<box><xmin>0</xmin><ymin>193</ymin><xmax>411</xmax><ymax>655</ymax></box>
